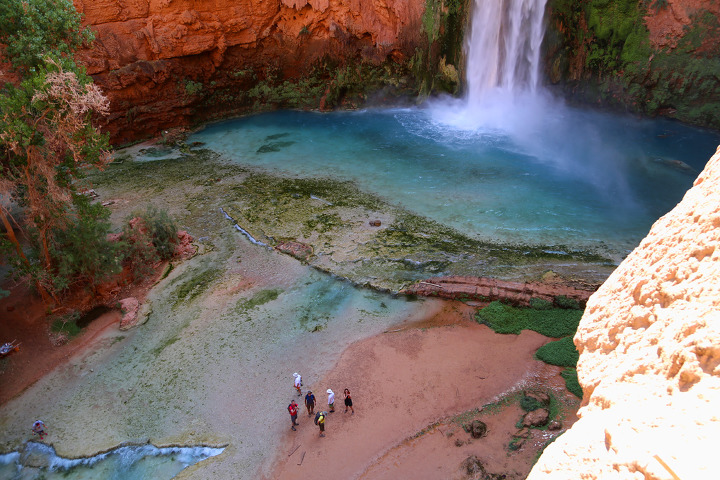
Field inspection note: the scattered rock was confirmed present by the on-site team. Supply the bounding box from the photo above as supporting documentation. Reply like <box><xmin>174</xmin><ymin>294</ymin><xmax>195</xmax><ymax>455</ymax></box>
<box><xmin>455</xmin><ymin>438</ymin><xmax>464</xmax><ymax>447</ymax></box>
<box><xmin>49</xmin><ymin>331</ymin><xmax>69</xmax><ymax>347</ymax></box>
<box><xmin>524</xmin><ymin>390</ymin><xmax>550</xmax><ymax>406</ymax></box>
<box><xmin>470</xmin><ymin>419</ymin><xmax>487</xmax><ymax>438</ymax></box>
<box><xmin>275</xmin><ymin>241</ymin><xmax>313</xmax><ymax>261</ymax></box>
<box><xmin>548</xmin><ymin>420</ymin><xmax>562</xmax><ymax>431</ymax></box>
<box><xmin>118</xmin><ymin>297</ymin><xmax>140</xmax><ymax>330</ymax></box>
<box><xmin>369</xmin><ymin>220</ymin><xmax>381</xmax><ymax>227</ymax></box>
<box><xmin>174</xmin><ymin>230</ymin><xmax>196</xmax><ymax>258</ymax></box>
<box><xmin>461</xmin><ymin>455</ymin><xmax>486</xmax><ymax>476</ymax></box>
<box><xmin>522</xmin><ymin>408</ymin><xmax>550</xmax><ymax>428</ymax></box>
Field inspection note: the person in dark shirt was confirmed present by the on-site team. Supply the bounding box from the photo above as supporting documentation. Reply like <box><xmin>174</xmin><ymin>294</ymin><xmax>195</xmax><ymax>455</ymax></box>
<box><xmin>343</xmin><ymin>388</ymin><xmax>354</xmax><ymax>414</ymax></box>
<box><xmin>305</xmin><ymin>390</ymin><xmax>316</xmax><ymax>416</ymax></box>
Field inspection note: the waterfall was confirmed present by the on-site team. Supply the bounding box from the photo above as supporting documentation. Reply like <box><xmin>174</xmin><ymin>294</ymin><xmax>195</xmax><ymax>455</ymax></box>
<box><xmin>465</xmin><ymin>0</ymin><xmax>548</xmax><ymax>105</ymax></box>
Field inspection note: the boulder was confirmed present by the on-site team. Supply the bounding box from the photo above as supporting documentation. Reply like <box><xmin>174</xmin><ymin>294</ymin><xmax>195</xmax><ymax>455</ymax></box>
<box><xmin>118</xmin><ymin>297</ymin><xmax>140</xmax><ymax>330</ymax></box>
<box><xmin>470</xmin><ymin>419</ymin><xmax>487</xmax><ymax>438</ymax></box>
<box><xmin>522</xmin><ymin>408</ymin><xmax>549</xmax><ymax>428</ymax></box>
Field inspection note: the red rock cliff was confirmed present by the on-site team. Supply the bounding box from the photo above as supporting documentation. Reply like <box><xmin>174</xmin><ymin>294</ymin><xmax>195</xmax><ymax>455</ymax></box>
<box><xmin>74</xmin><ymin>0</ymin><xmax>426</xmax><ymax>144</ymax></box>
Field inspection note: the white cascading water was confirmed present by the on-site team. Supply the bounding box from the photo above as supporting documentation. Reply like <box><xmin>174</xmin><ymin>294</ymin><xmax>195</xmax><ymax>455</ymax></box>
<box><xmin>465</xmin><ymin>0</ymin><xmax>548</xmax><ymax>104</ymax></box>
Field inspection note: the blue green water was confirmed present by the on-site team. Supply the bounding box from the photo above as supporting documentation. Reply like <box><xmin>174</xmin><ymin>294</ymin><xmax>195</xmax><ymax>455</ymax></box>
<box><xmin>0</xmin><ymin>443</ymin><xmax>223</xmax><ymax>479</ymax></box>
<box><xmin>188</xmin><ymin>98</ymin><xmax>720</xmax><ymax>258</ymax></box>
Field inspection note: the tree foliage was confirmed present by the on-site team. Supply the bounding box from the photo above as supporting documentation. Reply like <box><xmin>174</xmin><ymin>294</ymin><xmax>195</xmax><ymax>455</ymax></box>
<box><xmin>0</xmin><ymin>0</ymin><xmax>111</xmax><ymax>300</ymax></box>
<box><xmin>0</xmin><ymin>0</ymin><xmax>94</xmax><ymax>72</ymax></box>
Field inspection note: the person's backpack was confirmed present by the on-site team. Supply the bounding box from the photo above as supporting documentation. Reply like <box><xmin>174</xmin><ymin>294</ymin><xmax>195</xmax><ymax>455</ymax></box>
<box><xmin>314</xmin><ymin>411</ymin><xmax>321</xmax><ymax>425</ymax></box>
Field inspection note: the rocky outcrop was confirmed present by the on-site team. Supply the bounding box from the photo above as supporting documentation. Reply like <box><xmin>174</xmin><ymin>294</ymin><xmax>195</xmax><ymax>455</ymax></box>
<box><xmin>402</xmin><ymin>276</ymin><xmax>595</xmax><ymax>307</ymax></box>
<box><xmin>528</xmin><ymin>145</ymin><xmax>720</xmax><ymax>479</ymax></box>
<box><xmin>546</xmin><ymin>0</ymin><xmax>720</xmax><ymax>129</ymax></box>
<box><xmin>73</xmin><ymin>0</ymin><xmax>435</xmax><ymax>144</ymax></box>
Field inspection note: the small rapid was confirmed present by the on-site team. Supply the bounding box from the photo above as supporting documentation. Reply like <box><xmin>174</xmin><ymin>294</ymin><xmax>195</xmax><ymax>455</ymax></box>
<box><xmin>0</xmin><ymin>442</ymin><xmax>224</xmax><ymax>480</ymax></box>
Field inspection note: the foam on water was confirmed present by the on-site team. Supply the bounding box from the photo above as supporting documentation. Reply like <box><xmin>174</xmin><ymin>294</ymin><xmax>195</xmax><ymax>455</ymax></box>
<box><xmin>0</xmin><ymin>442</ymin><xmax>224</xmax><ymax>479</ymax></box>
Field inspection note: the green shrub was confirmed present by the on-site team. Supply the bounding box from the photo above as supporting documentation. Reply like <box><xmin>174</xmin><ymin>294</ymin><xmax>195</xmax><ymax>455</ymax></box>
<box><xmin>46</xmin><ymin>195</ymin><xmax>120</xmax><ymax>291</ymax></box>
<box><xmin>561</xmin><ymin>368</ymin><xmax>583</xmax><ymax>398</ymax></box>
<box><xmin>127</xmin><ymin>206</ymin><xmax>178</xmax><ymax>260</ymax></box>
<box><xmin>535</xmin><ymin>336</ymin><xmax>579</xmax><ymax>367</ymax></box>
<box><xmin>475</xmin><ymin>301</ymin><xmax>582</xmax><ymax>337</ymax></box>
<box><xmin>0</xmin><ymin>0</ymin><xmax>94</xmax><ymax>71</ymax></box>
<box><xmin>51</xmin><ymin>311</ymin><xmax>82</xmax><ymax>338</ymax></box>
<box><xmin>184</xmin><ymin>80</ymin><xmax>203</xmax><ymax>96</ymax></box>
<box><xmin>520</xmin><ymin>395</ymin><xmax>543</xmax><ymax>412</ymax></box>
<box><xmin>554</xmin><ymin>295</ymin><xmax>581</xmax><ymax>310</ymax></box>
<box><xmin>529</xmin><ymin>297</ymin><xmax>553</xmax><ymax>310</ymax></box>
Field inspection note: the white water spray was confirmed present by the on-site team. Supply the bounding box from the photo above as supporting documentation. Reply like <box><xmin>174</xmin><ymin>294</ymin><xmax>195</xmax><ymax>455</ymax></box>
<box><xmin>465</xmin><ymin>0</ymin><xmax>548</xmax><ymax>104</ymax></box>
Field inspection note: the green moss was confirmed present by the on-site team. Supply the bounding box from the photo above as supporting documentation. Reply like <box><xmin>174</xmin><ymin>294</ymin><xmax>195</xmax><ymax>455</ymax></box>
<box><xmin>547</xmin><ymin>0</ymin><xmax>720</xmax><ymax>129</ymax></box>
<box><xmin>183</xmin><ymin>80</ymin><xmax>204</xmax><ymax>96</ymax></box>
<box><xmin>520</xmin><ymin>395</ymin><xmax>543</xmax><ymax>412</ymax></box>
<box><xmin>561</xmin><ymin>368</ymin><xmax>583</xmax><ymax>398</ymax></box>
<box><xmin>475</xmin><ymin>301</ymin><xmax>583</xmax><ymax>337</ymax></box>
<box><xmin>172</xmin><ymin>267</ymin><xmax>222</xmax><ymax>307</ymax></box>
<box><xmin>535</xmin><ymin>336</ymin><xmax>579</xmax><ymax>367</ymax></box>
<box><xmin>234</xmin><ymin>289</ymin><xmax>283</xmax><ymax>313</ymax></box>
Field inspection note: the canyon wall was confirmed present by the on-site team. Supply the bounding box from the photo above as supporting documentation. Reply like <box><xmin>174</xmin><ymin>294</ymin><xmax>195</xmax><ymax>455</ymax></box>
<box><xmin>545</xmin><ymin>0</ymin><xmax>720</xmax><ymax>129</ymax></box>
<box><xmin>528</xmin><ymin>145</ymin><xmax>720</xmax><ymax>479</ymax></box>
<box><xmin>73</xmin><ymin>0</ymin><xmax>466</xmax><ymax>144</ymax></box>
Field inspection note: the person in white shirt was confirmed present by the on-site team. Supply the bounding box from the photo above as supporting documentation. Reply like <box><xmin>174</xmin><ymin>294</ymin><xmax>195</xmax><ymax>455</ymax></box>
<box><xmin>327</xmin><ymin>388</ymin><xmax>335</xmax><ymax>412</ymax></box>
<box><xmin>293</xmin><ymin>373</ymin><xmax>302</xmax><ymax>396</ymax></box>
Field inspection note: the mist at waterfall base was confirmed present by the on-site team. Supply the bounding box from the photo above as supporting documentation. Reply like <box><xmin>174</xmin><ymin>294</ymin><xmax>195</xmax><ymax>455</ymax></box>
<box><xmin>189</xmin><ymin>101</ymin><xmax>719</xmax><ymax>260</ymax></box>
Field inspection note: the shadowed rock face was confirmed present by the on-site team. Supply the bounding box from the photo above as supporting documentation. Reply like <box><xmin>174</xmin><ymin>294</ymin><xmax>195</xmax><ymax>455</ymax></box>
<box><xmin>73</xmin><ymin>0</ymin><xmax>426</xmax><ymax>143</ymax></box>
<box><xmin>529</xmin><ymin>145</ymin><xmax>720</xmax><ymax>480</ymax></box>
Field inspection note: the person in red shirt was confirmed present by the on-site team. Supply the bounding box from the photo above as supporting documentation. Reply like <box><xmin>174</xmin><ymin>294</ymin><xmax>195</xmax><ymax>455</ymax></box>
<box><xmin>288</xmin><ymin>400</ymin><xmax>299</xmax><ymax>431</ymax></box>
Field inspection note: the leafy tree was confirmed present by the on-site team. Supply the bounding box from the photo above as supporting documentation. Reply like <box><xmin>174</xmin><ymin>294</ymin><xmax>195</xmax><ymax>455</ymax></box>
<box><xmin>0</xmin><ymin>0</ymin><xmax>94</xmax><ymax>72</ymax></box>
<box><xmin>119</xmin><ymin>206</ymin><xmax>178</xmax><ymax>280</ymax></box>
<box><xmin>44</xmin><ymin>195</ymin><xmax>120</xmax><ymax>292</ymax></box>
<box><xmin>0</xmin><ymin>0</ymin><xmax>110</xmax><ymax>301</ymax></box>
<box><xmin>0</xmin><ymin>57</ymin><xmax>111</xmax><ymax>299</ymax></box>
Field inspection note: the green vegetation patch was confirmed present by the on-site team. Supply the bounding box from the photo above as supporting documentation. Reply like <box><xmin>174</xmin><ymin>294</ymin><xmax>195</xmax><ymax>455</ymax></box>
<box><xmin>234</xmin><ymin>289</ymin><xmax>283</xmax><ymax>314</ymax></box>
<box><xmin>50</xmin><ymin>311</ymin><xmax>83</xmax><ymax>338</ymax></box>
<box><xmin>535</xmin><ymin>336</ymin><xmax>579</xmax><ymax>367</ymax></box>
<box><xmin>172</xmin><ymin>267</ymin><xmax>222</xmax><ymax>307</ymax></box>
<box><xmin>561</xmin><ymin>368</ymin><xmax>583</xmax><ymax>398</ymax></box>
<box><xmin>475</xmin><ymin>301</ymin><xmax>583</xmax><ymax>337</ymax></box>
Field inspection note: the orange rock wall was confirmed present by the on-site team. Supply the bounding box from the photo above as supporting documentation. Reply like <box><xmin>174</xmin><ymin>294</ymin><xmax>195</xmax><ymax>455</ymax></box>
<box><xmin>528</xmin><ymin>145</ymin><xmax>720</xmax><ymax>479</ymax></box>
<box><xmin>74</xmin><ymin>0</ymin><xmax>426</xmax><ymax>144</ymax></box>
<box><xmin>645</xmin><ymin>0</ymin><xmax>720</xmax><ymax>50</ymax></box>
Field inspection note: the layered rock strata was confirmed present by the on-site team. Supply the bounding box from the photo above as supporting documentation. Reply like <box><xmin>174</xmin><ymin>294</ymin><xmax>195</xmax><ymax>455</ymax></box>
<box><xmin>528</xmin><ymin>145</ymin><xmax>720</xmax><ymax>480</ymax></box>
<box><xmin>73</xmin><ymin>0</ymin><xmax>426</xmax><ymax>144</ymax></box>
<box><xmin>402</xmin><ymin>276</ymin><xmax>595</xmax><ymax>306</ymax></box>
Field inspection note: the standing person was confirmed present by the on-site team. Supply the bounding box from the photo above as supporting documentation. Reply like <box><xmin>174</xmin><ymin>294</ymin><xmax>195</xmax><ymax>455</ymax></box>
<box><xmin>293</xmin><ymin>373</ymin><xmax>302</xmax><ymax>396</ymax></box>
<box><xmin>288</xmin><ymin>400</ymin><xmax>299</xmax><ymax>431</ymax></box>
<box><xmin>315</xmin><ymin>411</ymin><xmax>326</xmax><ymax>437</ymax></box>
<box><xmin>31</xmin><ymin>420</ymin><xmax>47</xmax><ymax>440</ymax></box>
<box><xmin>326</xmin><ymin>388</ymin><xmax>335</xmax><ymax>412</ymax></box>
<box><xmin>343</xmin><ymin>388</ymin><xmax>354</xmax><ymax>414</ymax></box>
<box><xmin>305</xmin><ymin>390</ymin><xmax>316</xmax><ymax>416</ymax></box>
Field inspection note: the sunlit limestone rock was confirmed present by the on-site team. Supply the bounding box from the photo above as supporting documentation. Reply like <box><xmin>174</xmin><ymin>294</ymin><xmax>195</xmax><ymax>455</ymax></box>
<box><xmin>528</xmin><ymin>145</ymin><xmax>720</xmax><ymax>480</ymax></box>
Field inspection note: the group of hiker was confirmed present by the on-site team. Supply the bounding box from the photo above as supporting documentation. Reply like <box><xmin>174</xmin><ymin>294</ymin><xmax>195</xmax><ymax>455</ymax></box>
<box><xmin>289</xmin><ymin>373</ymin><xmax>353</xmax><ymax>438</ymax></box>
